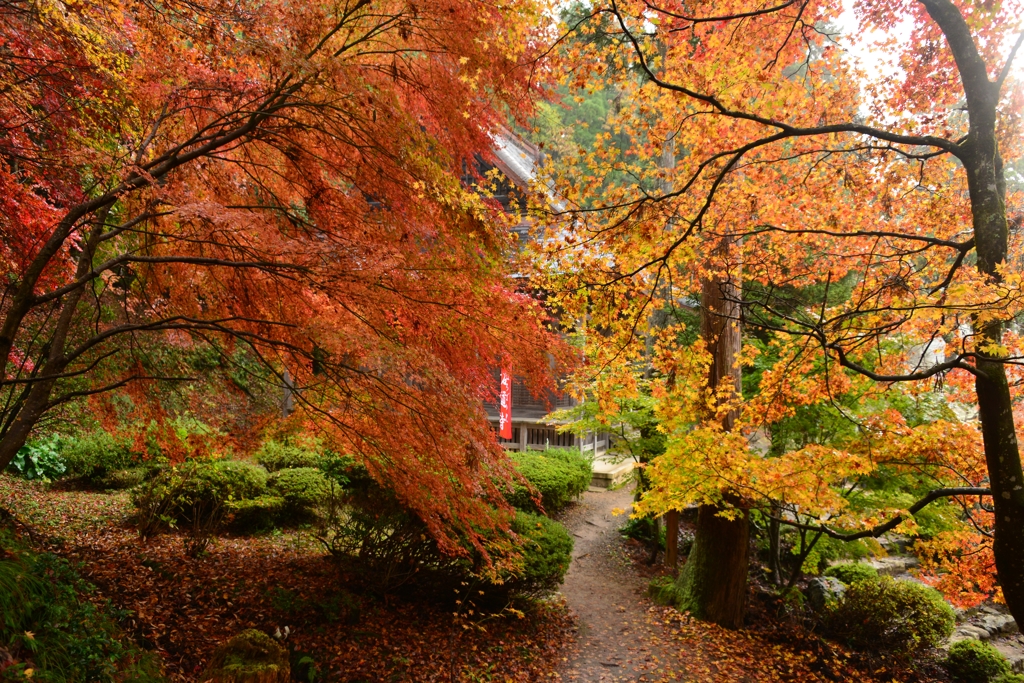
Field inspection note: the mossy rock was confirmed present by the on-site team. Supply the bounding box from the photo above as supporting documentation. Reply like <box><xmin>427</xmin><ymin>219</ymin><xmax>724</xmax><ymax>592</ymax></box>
<box><xmin>648</xmin><ymin>576</ymin><xmax>679</xmax><ymax>606</ymax></box>
<box><xmin>201</xmin><ymin>629</ymin><xmax>290</xmax><ymax>683</ymax></box>
<box><xmin>99</xmin><ymin>467</ymin><xmax>148</xmax><ymax>489</ymax></box>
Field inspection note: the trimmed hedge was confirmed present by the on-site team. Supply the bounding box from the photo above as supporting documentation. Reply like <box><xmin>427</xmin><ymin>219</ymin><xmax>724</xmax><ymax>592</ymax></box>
<box><xmin>254</xmin><ymin>440</ymin><xmax>321</xmax><ymax>472</ymax></box>
<box><xmin>132</xmin><ymin>459</ymin><xmax>268</xmax><ymax>529</ymax></box>
<box><xmin>224</xmin><ymin>495</ymin><xmax>286</xmax><ymax>531</ymax></box>
<box><xmin>62</xmin><ymin>429</ymin><xmax>147</xmax><ymax>487</ymax></box>
<box><xmin>507</xmin><ymin>448</ymin><xmax>591</xmax><ymax>513</ymax></box>
<box><xmin>268</xmin><ymin>467</ymin><xmax>329</xmax><ymax>516</ymax></box>
<box><xmin>823</xmin><ymin>562</ymin><xmax>879</xmax><ymax>585</ymax></box>
<box><xmin>503</xmin><ymin>511</ymin><xmax>574</xmax><ymax>596</ymax></box>
<box><xmin>824</xmin><ymin>576</ymin><xmax>955</xmax><ymax>654</ymax></box>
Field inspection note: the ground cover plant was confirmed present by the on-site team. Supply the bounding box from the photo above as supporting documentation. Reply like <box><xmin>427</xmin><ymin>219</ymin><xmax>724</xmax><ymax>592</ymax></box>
<box><xmin>1</xmin><ymin>475</ymin><xmax>575</xmax><ymax>682</ymax></box>
<box><xmin>0</xmin><ymin>525</ymin><xmax>164</xmax><ymax>681</ymax></box>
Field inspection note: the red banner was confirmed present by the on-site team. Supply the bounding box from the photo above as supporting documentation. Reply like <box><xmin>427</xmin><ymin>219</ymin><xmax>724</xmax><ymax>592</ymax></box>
<box><xmin>499</xmin><ymin>368</ymin><xmax>512</xmax><ymax>439</ymax></box>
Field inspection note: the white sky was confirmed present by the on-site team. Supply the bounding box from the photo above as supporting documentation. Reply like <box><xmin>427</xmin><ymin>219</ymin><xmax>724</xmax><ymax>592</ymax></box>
<box><xmin>834</xmin><ymin>0</ymin><xmax>1024</xmax><ymax>97</ymax></box>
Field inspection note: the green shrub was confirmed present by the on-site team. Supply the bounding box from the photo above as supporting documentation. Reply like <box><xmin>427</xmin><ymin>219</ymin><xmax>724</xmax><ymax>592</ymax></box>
<box><xmin>824</xmin><ymin>576</ymin><xmax>955</xmax><ymax>654</ymax></box>
<box><xmin>824</xmin><ymin>562</ymin><xmax>879</xmax><ymax>585</ymax></box>
<box><xmin>268</xmin><ymin>467</ymin><xmax>329</xmax><ymax>516</ymax></box>
<box><xmin>507</xmin><ymin>450</ymin><xmax>590</xmax><ymax>513</ymax></box>
<box><xmin>100</xmin><ymin>467</ymin><xmax>149</xmax><ymax>490</ymax></box>
<box><xmin>0</xmin><ymin>531</ymin><xmax>165</xmax><ymax>681</ymax></box>
<box><xmin>6</xmin><ymin>435</ymin><xmax>66</xmax><ymax>480</ymax></box>
<box><xmin>132</xmin><ymin>459</ymin><xmax>269</xmax><ymax>552</ymax></box>
<box><xmin>315</xmin><ymin>473</ymin><xmax>571</xmax><ymax>599</ymax></box>
<box><xmin>315</xmin><ymin>477</ymin><xmax>465</xmax><ymax>592</ymax></box>
<box><xmin>620</xmin><ymin>516</ymin><xmax>665</xmax><ymax>549</ymax></box>
<box><xmin>254</xmin><ymin>439</ymin><xmax>321</xmax><ymax>471</ymax></box>
<box><xmin>224</xmin><ymin>495</ymin><xmax>286</xmax><ymax>531</ymax></box>
<box><xmin>61</xmin><ymin>429</ymin><xmax>144</xmax><ymax>485</ymax></box>
<box><xmin>503</xmin><ymin>511</ymin><xmax>573</xmax><ymax>596</ymax></box>
<box><xmin>542</xmin><ymin>446</ymin><xmax>592</xmax><ymax>482</ymax></box>
<box><xmin>946</xmin><ymin>639</ymin><xmax>1012</xmax><ymax>683</ymax></box>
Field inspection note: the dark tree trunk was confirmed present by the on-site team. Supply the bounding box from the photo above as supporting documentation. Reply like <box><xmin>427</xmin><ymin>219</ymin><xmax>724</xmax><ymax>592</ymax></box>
<box><xmin>674</xmin><ymin>238</ymin><xmax>749</xmax><ymax>627</ymax></box>
<box><xmin>916</xmin><ymin>0</ymin><xmax>1024</xmax><ymax>625</ymax></box>
<box><xmin>675</xmin><ymin>502</ymin><xmax>749</xmax><ymax>628</ymax></box>
<box><xmin>665</xmin><ymin>509</ymin><xmax>680</xmax><ymax>570</ymax></box>
<box><xmin>768</xmin><ymin>502</ymin><xmax>783</xmax><ymax>586</ymax></box>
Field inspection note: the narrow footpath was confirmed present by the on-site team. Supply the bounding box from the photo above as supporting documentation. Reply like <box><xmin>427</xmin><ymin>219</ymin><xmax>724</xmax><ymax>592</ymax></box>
<box><xmin>557</xmin><ymin>484</ymin><xmax>683</xmax><ymax>682</ymax></box>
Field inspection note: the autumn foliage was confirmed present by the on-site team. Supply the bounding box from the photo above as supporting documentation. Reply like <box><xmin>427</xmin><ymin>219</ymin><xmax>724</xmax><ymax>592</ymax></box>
<box><xmin>0</xmin><ymin>0</ymin><xmax>565</xmax><ymax>555</ymax></box>
<box><xmin>533</xmin><ymin>0</ymin><xmax>1024</xmax><ymax>616</ymax></box>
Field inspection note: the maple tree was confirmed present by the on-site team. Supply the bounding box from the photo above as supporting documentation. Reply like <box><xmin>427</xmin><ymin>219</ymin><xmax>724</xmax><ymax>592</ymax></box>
<box><xmin>535</xmin><ymin>0</ymin><xmax>1024</xmax><ymax>625</ymax></box>
<box><xmin>0</xmin><ymin>0</ymin><xmax>565</xmax><ymax>555</ymax></box>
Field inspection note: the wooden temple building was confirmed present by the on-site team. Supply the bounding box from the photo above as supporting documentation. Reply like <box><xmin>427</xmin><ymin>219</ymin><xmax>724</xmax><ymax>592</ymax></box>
<box><xmin>481</xmin><ymin>130</ymin><xmax>618</xmax><ymax>477</ymax></box>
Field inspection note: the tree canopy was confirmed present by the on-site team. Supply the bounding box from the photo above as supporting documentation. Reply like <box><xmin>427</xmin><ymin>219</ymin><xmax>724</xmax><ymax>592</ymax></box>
<box><xmin>533</xmin><ymin>0</ymin><xmax>1024</xmax><ymax>621</ymax></box>
<box><xmin>0</xmin><ymin>0</ymin><xmax>564</xmax><ymax>556</ymax></box>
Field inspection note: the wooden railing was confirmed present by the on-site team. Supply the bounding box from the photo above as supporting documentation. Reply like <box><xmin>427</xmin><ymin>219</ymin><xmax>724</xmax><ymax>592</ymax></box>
<box><xmin>496</xmin><ymin>423</ymin><xmax>609</xmax><ymax>458</ymax></box>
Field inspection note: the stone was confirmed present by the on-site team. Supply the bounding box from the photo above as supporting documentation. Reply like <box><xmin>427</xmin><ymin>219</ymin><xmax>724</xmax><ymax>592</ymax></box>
<box><xmin>980</xmin><ymin>614</ymin><xmax>1018</xmax><ymax>636</ymax></box>
<box><xmin>867</xmin><ymin>555</ymin><xmax>918</xmax><ymax>577</ymax></box>
<box><xmin>990</xmin><ymin>639</ymin><xmax>1024</xmax><ymax>673</ymax></box>
<box><xmin>805</xmin><ymin>577</ymin><xmax>846</xmax><ymax>611</ymax></box>
<box><xmin>955</xmin><ymin>625</ymin><xmax>991</xmax><ymax>641</ymax></box>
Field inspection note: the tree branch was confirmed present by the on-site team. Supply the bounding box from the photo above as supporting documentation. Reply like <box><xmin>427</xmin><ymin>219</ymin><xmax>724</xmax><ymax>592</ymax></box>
<box><xmin>770</xmin><ymin>487</ymin><xmax>991</xmax><ymax>541</ymax></box>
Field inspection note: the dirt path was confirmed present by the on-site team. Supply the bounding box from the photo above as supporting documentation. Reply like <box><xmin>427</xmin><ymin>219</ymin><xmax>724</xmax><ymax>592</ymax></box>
<box><xmin>557</xmin><ymin>485</ymin><xmax>683</xmax><ymax>682</ymax></box>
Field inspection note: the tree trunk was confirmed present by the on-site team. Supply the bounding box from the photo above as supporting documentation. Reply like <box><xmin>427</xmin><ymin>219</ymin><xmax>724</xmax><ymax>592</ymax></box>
<box><xmin>674</xmin><ymin>502</ymin><xmax>749</xmax><ymax>628</ymax></box>
<box><xmin>768</xmin><ymin>502</ymin><xmax>783</xmax><ymax>586</ymax></box>
<box><xmin>674</xmin><ymin>237</ymin><xmax>749</xmax><ymax>627</ymax></box>
<box><xmin>967</xmin><ymin>140</ymin><xmax>1024</xmax><ymax>620</ymax></box>
<box><xmin>921</xmin><ymin>0</ymin><xmax>1024</xmax><ymax>623</ymax></box>
<box><xmin>665</xmin><ymin>509</ymin><xmax>680</xmax><ymax>570</ymax></box>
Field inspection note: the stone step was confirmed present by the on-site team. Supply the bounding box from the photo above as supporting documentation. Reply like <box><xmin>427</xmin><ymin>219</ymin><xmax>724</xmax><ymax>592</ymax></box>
<box><xmin>590</xmin><ymin>457</ymin><xmax>634</xmax><ymax>489</ymax></box>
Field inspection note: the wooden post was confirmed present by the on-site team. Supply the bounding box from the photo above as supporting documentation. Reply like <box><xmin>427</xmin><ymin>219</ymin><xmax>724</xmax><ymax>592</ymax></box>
<box><xmin>665</xmin><ymin>509</ymin><xmax>680</xmax><ymax>570</ymax></box>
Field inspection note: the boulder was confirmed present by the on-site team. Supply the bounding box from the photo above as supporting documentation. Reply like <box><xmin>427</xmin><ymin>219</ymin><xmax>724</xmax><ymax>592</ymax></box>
<box><xmin>805</xmin><ymin>577</ymin><xmax>846</xmax><ymax>611</ymax></box>
<box><xmin>980</xmin><ymin>614</ymin><xmax>1018</xmax><ymax>636</ymax></box>
<box><xmin>201</xmin><ymin>629</ymin><xmax>290</xmax><ymax>683</ymax></box>
<box><xmin>954</xmin><ymin>625</ymin><xmax>992</xmax><ymax>641</ymax></box>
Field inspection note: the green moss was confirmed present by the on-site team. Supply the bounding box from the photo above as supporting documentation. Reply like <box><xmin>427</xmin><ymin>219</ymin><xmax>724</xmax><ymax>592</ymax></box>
<box><xmin>823</xmin><ymin>562</ymin><xmax>879</xmax><ymax>585</ymax></box>
<box><xmin>202</xmin><ymin>629</ymin><xmax>289</xmax><ymax>682</ymax></box>
<box><xmin>648</xmin><ymin>576</ymin><xmax>678</xmax><ymax>606</ymax></box>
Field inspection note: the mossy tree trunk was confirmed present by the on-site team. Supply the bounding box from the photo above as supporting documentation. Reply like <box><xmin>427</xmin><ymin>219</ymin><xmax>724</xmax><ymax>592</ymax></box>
<box><xmin>674</xmin><ymin>239</ymin><xmax>749</xmax><ymax>628</ymax></box>
<box><xmin>675</xmin><ymin>501</ymin><xmax>750</xmax><ymax>628</ymax></box>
